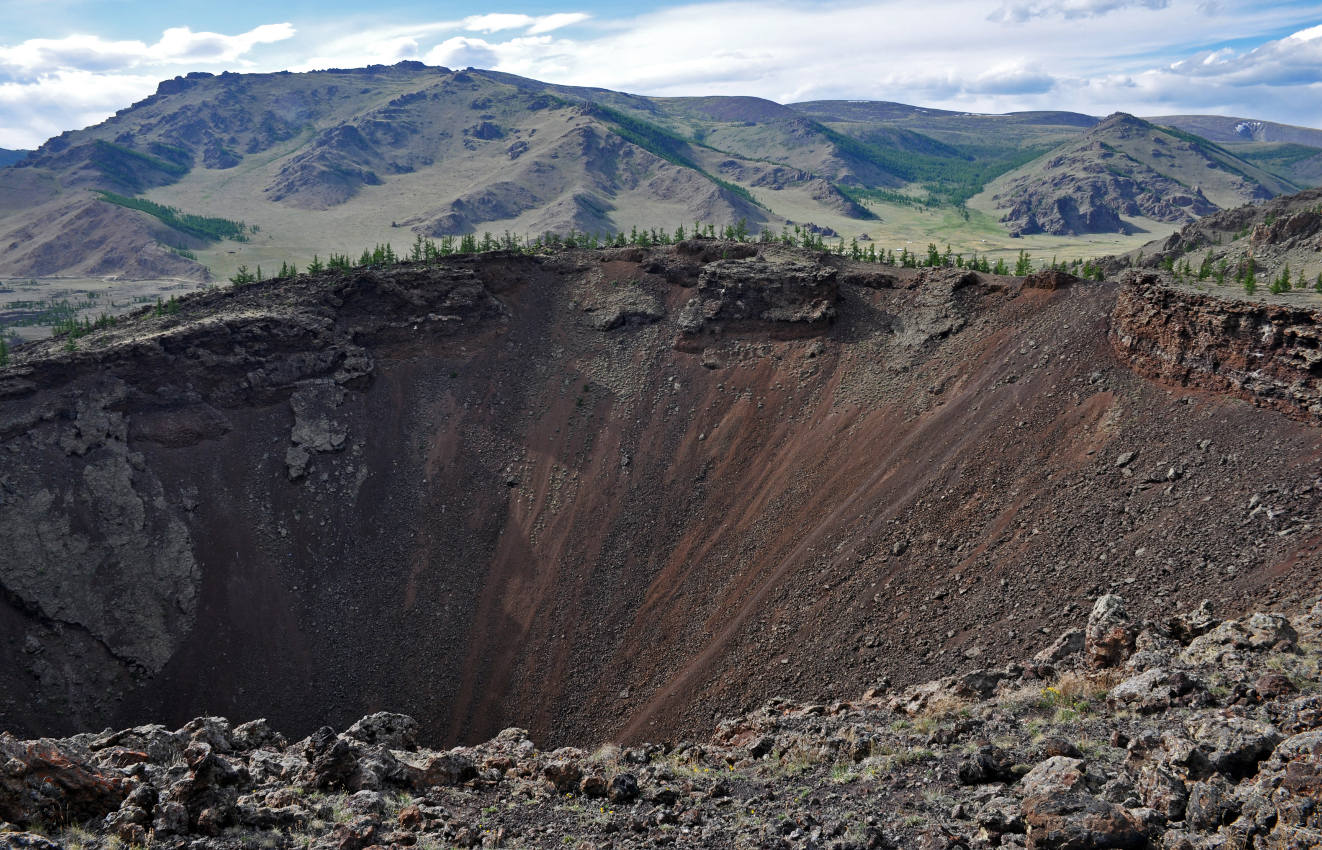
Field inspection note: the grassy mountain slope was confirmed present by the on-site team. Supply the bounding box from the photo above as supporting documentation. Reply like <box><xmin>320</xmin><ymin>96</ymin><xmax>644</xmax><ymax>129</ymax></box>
<box><xmin>1150</xmin><ymin>114</ymin><xmax>1322</xmax><ymax>147</ymax></box>
<box><xmin>0</xmin><ymin>149</ymin><xmax>28</xmax><ymax>168</ymax></box>
<box><xmin>791</xmin><ymin>101</ymin><xmax>1098</xmax><ymax>149</ymax></box>
<box><xmin>0</xmin><ymin>65</ymin><xmax>784</xmax><ymax>280</ymax></box>
<box><xmin>1</xmin><ymin>63</ymin><xmax>1315</xmax><ymax>284</ymax></box>
<box><xmin>1231</xmin><ymin>142</ymin><xmax>1322</xmax><ymax>188</ymax></box>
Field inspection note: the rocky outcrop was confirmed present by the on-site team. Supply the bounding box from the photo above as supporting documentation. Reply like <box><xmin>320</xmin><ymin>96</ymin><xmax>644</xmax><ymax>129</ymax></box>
<box><xmin>676</xmin><ymin>255</ymin><xmax>838</xmax><ymax>337</ymax></box>
<box><xmin>1111</xmin><ymin>271</ymin><xmax>1322</xmax><ymax>424</ymax></box>
<box><xmin>0</xmin><ymin>733</ymin><xmax>129</xmax><ymax>827</ymax></box>
<box><xmin>1023</xmin><ymin>269</ymin><xmax>1081</xmax><ymax>291</ymax></box>
<box><xmin>1127</xmin><ymin>187</ymin><xmax>1322</xmax><ymax>276</ymax></box>
<box><xmin>993</xmin><ymin>113</ymin><xmax>1287</xmax><ymax>237</ymax></box>
<box><xmin>998</xmin><ymin>164</ymin><xmax>1216</xmax><ymax>237</ymax></box>
<box><xmin>3</xmin><ymin>597</ymin><xmax>1322</xmax><ymax>850</ymax></box>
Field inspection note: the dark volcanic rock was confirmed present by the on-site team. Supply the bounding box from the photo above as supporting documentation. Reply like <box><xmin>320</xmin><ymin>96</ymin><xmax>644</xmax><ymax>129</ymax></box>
<box><xmin>0</xmin><ymin>733</ymin><xmax>128</xmax><ymax>827</ymax></box>
<box><xmin>1</xmin><ymin>597</ymin><xmax>1322</xmax><ymax>850</ymax></box>
<box><xmin>677</xmin><ymin>254</ymin><xmax>838</xmax><ymax>337</ymax></box>
<box><xmin>1111</xmin><ymin>271</ymin><xmax>1322</xmax><ymax>425</ymax></box>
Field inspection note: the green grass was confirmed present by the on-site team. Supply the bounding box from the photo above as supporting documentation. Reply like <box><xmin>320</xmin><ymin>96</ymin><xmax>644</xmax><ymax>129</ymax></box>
<box><xmin>1153</xmin><ymin>124</ymin><xmax>1298</xmax><ymax>189</ymax></box>
<box><xmin>817</xmin><ymin>123</ymin><xmax>1050</xmax><ymax>207</ymax></box>
<box><xmin>90</xmin><ymin>139</ymin><xmax>188</xmax><ymax>190</ymax></box>
<box><xmin>585</xmin><ymin>103</ymin><xmax>763</xmax><ymax>208</ymax></box>
<box><xmin>1235</xmin><ymin>143</ymin><xmax>1322</xmax><ymax>184</ymax></box>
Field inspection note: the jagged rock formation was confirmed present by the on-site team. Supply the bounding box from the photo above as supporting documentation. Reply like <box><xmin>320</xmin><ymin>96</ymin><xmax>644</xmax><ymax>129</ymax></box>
<box><xmin>4</xmin><ymin>596</ymin><xmax>1322</xmax><ymax>849</ymax></box>
<box><xmin>1112</xmin><ymin>271</ymin><xmax>1322</xmax><ymax>424</ymax></box>
<box><xmin>1</xmin><ymin>243</ymin><xmax>1320</xmax><ymax>759</ymax></box>
<box><xmin>1118</xmin><ymin>188</ymin><xmax>1322</xmax><ymax>291</ymax></box>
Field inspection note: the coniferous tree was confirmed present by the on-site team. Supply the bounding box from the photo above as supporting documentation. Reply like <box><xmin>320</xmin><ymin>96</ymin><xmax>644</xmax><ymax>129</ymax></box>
<box><xmin>1270</xmin><ymin>264</ymin><xmax>1291</xmax><ymax>294</ymax></box>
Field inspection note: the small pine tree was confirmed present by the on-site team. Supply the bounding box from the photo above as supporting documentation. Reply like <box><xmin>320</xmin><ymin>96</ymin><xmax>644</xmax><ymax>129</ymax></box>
<box><xmin>1014</xmin><ymin>250</ymin><xmax>1032</xmax><ymax>276</ymax></box>
<box><xmin>307</xmin><ymin>255</ymin><xmax>325</xmax><ymax>275</ymax></box>
<box><xmin>993</xmin><ymin>257</ymin><xmax>1009</xmax><ymax>276</ymax></box>
<box><xmin>1244</xmin><ymin>263</ymin><xmax>1257</xmax><ymax>295</ymax></box>
<box><xmin>0</xmin><ymin>336</ymin><xmax>8</xmax><ymax>367</ymax></box>
<box><xmin>1269</xmin><ymin>263</ymin><xmax>1290</xmax><ymax>294</ymax></box>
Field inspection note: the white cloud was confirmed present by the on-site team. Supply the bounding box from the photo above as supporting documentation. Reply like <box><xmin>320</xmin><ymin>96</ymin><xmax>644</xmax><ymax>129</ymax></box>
<box><xmin>527</xmin><ymin>13</ymin><xmax>592</xmax><ymax>34</ymax></box>
<box><xmin>989</xmin><ymin>0</ymin><xmax>1169</xmax><ymax>23</ymax></box>
<box><xmin>0</xmin><ymin>23</ymin><xmax>294</xmax><ymax>79</ymax></box>
<box><xmin>453</xmin><ymin>0</ymin><xmax>1321</xmax><ymax>130</ymax></box>
<box><xmin>0</xmin><ymin>69</ymin><xmax>158</xmax><ymax>148</ymax></box>
<box><xmin>291</xmin><ymin>21</ymin><xmax>460</xmax><ymax>72</ymax></box>
<box><xmin>461</xmin><ymin>12</ymin><xmax>590</xmax><ymax>35</ymax></box>
<box><xmin>462</xmin><ymin>13</ymin><xmax>536</xmax><ymax>33</ymax></box>
<box><xmin>2</xmin><ymin>2</ymin><xmax>1321</xmax><ymax>150</ymax></box>
<box><xmin>966</xmin><ymin>63</ymin><xmax>1058</xmax><ymax>95</ymax></box>
<box><xmin>425</xmin><ymin>37</ymin><xmax>500</xmax><ymax>69</ymax></box>
<box><xmin>1168</xmin><ymin>22</ymin><xmax>1322</xmax><ymax>86</ymax></box>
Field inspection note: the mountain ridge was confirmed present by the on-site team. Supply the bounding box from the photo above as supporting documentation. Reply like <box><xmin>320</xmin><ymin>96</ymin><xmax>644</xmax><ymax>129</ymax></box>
<box><xmin>0</xmin><ymin>63</ymin><xmax>1318</xmax><ymax>286</ymax></box>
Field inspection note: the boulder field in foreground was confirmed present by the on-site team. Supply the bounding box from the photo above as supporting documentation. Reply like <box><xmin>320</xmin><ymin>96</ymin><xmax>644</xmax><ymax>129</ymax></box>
<box><xmin>3</xmin><ymin>596</ymin><xmax>1322</xmax><ymax>849</ymax></box>
<box><xmin>0</xmin><ymin>242</ymin><xmax>1320</xmax><ymax>752</ymax></box>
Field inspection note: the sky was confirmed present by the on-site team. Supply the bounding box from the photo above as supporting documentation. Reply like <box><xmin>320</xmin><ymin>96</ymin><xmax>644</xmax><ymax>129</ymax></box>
<box><xmin>1</xmin><ymin>0</ymin><xmax>1320</xmax><ymax>149</ymax></box>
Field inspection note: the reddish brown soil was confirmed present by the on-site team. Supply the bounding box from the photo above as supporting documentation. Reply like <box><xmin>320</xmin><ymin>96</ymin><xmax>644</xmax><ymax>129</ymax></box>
<box><xmin>1</xmin><ymin>245</ymin><xmax>1318</xmax><ymax>750</ymax></box>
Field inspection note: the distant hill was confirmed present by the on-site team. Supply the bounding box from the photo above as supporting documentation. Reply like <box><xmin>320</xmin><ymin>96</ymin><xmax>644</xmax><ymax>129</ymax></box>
<box><xmin>0</xmin><ymin>149</ymin><xmax>28</xmax><ymax>168</ymax></box>
<box><xmin>1149</xmin><ymin>115</ymin><xmax>1322</xmax><ymax>147</ymax></box>
<box><xmin>1149</xmin><ymin>116</ymin><xmax>1322</xmax><ymax>189</ymax></box>
<box><xmin>0</xmin><ymin>65</ymin><xmax>778</xmax><ymax>279</ymax></box>
<box><xmin>0</xmin><ymin>63</ymin><xmax>1316</xmax><ymax>280</ymax></box>
<box><xmin>976</xmin><ymin>113</ymin><xmax>1298</xmax><ymax>237</ymax></box>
